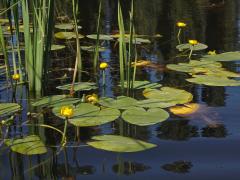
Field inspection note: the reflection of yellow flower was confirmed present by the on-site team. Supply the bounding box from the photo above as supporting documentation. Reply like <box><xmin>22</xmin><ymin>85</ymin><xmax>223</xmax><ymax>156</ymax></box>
<box><xmin>188</xmin><ymin>40</ymin><xmax>198</xmax><ymax>45</ymax></box>
<box><xmin>60</xmin><ymin>106</ymin><xmax>74</xmax><ymax>118</ymax></box>
<box><xmin>177</xmin><ymin>22</ymin><xmax>187</xmax><ymax>28</ymax></box>
<box><xmin>208</xmin><ymin>50</ymin><xmax>216</xmax><ymax>55</ymax></box>
<box><xmin>100</xmin><ymin>62</ymin><xmax>108</xmax><ymax>70</ymax></box>
<box><xmin>12</xmin><ymin>74</ymin><xmax>20</xmax><ymax>81</ymax></box>
<box><xmin>86</xmin><ymin>94</ymin><xmax>98</xmax><ymax>104</ymax></box>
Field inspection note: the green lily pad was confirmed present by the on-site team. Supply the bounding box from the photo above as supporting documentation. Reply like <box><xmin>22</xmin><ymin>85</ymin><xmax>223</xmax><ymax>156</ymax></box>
<box><xmin>99</xmin><ymin>96</ymin><xmax>138</xmax><ymax>110</ymax></box>
<box><xmin>53</xmin><ymin>103</ymin><xmax>120</xmax><ymax>127</ymax></box>
<box><xmin>136</xmin><ymin>99</ymin><xmax>176</xmax><ymax>108</ymax></box>
<box><xmin>120</xmin><ymin>81</ymin><xmax>162</xmax><ymax>89</ymax></box>
<box><xmin>55</xmin><ymin>32</ymin><xmax>84</xmax><ymax>40</ymax></box>
<box><xmin>51</xmin><ymin>44</ymin><xmax>66</xmax><ymax>51</ymax></box>
<box><xmin>5</xmin><ymin>135</ymin><xmax>47</xmax><ymax>155</ymax></box>
<box><xmin>56</xmin><ymin>82</ymin><xmax>97</xmax><ymax>91</ymax></box>
<box><xmin>81</xmin><ymin>46</ymin><xmax>107</xmax><ymax>52</ymax></box>
<box><xmin>176</xmin><ymin>43</ymin><xmax>208</xmax><ymax>51</ymax></box>
<box><xmin>167</xmin><ymin>60</ymin><xmax>222</xmax><ymax>73</ymax></box>
<box><xmin>118</xmin><ymin>37</ymin><xmax>151</xmax><ymax>44</ymax></box>
<box><xmin>0</xmin><ymin>103</ymin><xmax>21</xmax><ymax>117</ymax></box>
<box><xmin>31</xmin><ymin>95</ymin><xmax>80</xmax><ymax>107</ymax></box>
<box><xmin>86</xmin><ymin>34</ymin><xmax>113</xmax><ymax>41</ymax></box>
<box><xmin>122</xmin><ymin>107</ymin><xmax>169</xmax><ymax>126</ymax></box>
<box><xmin>55</xmin><ymin>23</ymin><xmax>76</xmax><ymax>30</ymax></box>
<box><xmin>186</xmin><ymin>75</ymin><xmax>240</xmax><ymax>86</ymax></box>
<box><xmin>143</xmin><ymin>87</ymin><xmax>193</xmax><ymax>105</ymax></box>
<box><xmin>87</xmin><ymin>135</ymin><xmax>157</xmax><ymax>152</ymax></box>
<box><xmin>201</xmin><ymin>52</ymin><xmax>240</xmax><ymax>62</ymax></box>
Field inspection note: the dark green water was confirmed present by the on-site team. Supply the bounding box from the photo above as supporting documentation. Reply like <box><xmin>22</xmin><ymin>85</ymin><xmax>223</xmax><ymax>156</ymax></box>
<box><xmin>1</xmin><ymin>0</ymin><xmax>240</xmax><ymax>179</ymax></box>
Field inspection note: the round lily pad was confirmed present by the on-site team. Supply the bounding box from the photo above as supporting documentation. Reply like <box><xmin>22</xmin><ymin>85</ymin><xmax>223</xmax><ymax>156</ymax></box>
<box><xmin>55</xmin><ymin>32</ymin><xmax>84</xmax><ymax>40</ymax></box>
<box><xmin>56</xmin><ymin>82</ymin><xmax>97</xmax><ymax>92</ymax></box>
<box><xmin>4</xmin><ymin>135</ymin><xmax>47</xmax><ymax>155</ymax></box>
<box><xmin>201</xmin><ymin>52</ymin><xmax>240</xmax><ymax>62</ymax></box>
<box><xmin>136</xmin><ymin>99</ymin><xmax>176</xmax><ymax>108</ymax></box>
<box><xmin>98</xmin><ymin>96</ymin><xmax>138</xmax><ymax>110</ymax></box>
<box><xmin>176</xmin><ymin>43</ymin><xmax>208</xmax><ymax>51</ymax></box>
<box><xmin>31</xmin><ymin>95</ymin><xmax>80</xmax><ymax>108</ymax></box>
<box><xmin>86</xmin><ymin>34</ymin><xmax>113</xmax><ymax>41</ymax></box>
<box><xmin>55</xmin><ymin>23</ymin><xmax>75</xmax><ymax>30</ymax></box>
<box><xmin>122</xmin><ymin>107</ymin><xmax>169</xmax><ymax>126</ymax></box>
<box><xmin>143</xmin><ymin>87</ymin><xmax>193</xmax><ymax>105</ymax></box>
<box><xmin>0</xmin><ymin>103</ymin><xmax>21</xmax><ymax>117</ymax></box>
<box><xmin>186</xmin><ymin>75</ymin><xmax>240</xmax><ymax>86</ymax></box>
<box><xmin>87</xmin><ymin>135</ymin><xmax>157</xmax><ymax>152</ymax></box>
<box><xmin>120</xmin><ymin>81</ymin><xmax>162</xmax><ymax>89</ymax></box>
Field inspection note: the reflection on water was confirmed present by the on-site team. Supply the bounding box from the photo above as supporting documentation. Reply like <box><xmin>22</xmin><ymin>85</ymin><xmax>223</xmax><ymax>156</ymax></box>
<box><xmin>157</xmin><ymin>120</ymin><xmax>198</xmax><ymax>141</ymax></box>
<box><xmin>162</xmin><ymin>161</ymin><xmax>193</xmax><ymax>174</ymax></box>
<box><xmin>201</xmin><ymin>124</ymin><xmax>227</xmax><ymax>138</ymax></box>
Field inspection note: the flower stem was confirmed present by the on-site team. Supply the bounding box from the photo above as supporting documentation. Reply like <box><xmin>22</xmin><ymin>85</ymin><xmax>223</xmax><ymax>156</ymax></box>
<box><xmin>177</xmin><ymin>28</ymin><xmax>182</xmax><ymax>44</ymax></box>
<box><xmin>61</xmin><ymin>118</ymin><xmax>68</xmax><ymax>145</ymax></box>
<box><xmin>188</xmin><ymin>45</ymin><xmax>193</xmax><ymax>59</ymax></box>
<box><xmin>102</xmin><ymin>70</ymin><xmax>106</xmax><ymax>87</ymax></box>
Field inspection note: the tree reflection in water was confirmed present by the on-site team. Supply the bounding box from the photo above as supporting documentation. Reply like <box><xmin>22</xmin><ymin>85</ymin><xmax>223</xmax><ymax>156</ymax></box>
<box><xmin>162</xmin><ymin>160</ymin><xmax>193</xmax><ymax>173</ymax></box>
<box><xmin>201</xmin><ymin>124</ymin><xmax>227</xmax><ymax>138</ymax></box>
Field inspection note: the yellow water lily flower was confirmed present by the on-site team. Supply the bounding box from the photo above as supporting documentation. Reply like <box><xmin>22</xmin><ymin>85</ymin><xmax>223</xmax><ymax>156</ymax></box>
<box><xmin>60</xmin><ymin>106</ymin><xmax>74</xmax><ymax>118</ymax></box>
<box><xmin>169</xmin><ymin>103</ymin><xmax>200</xmax><ymax>117</ymax></box>
<box><xmin>86</xmin><ymin>94</ymin><xmax>98</xmax><ymax>104</ymax></box>
<box><xmin>177</xmin><ymin>22</ymin><xmax>187</xmax><ymax>28</ymax></box>
<box><xmin>208</xmin><ymin>50</ymin><xmax>216</xmax><ymax>55</ymax></box>
<box><xmin>188</xmin><ymin>40</ymin><xmax>198</xmax><ymax>46</ymax></box>
<box><xmin>100</xmin><ymin>62</ymin><xmax>108</xmax><ymax>70</ymax></box>
<box><xmin>12</xmin><ymin>74</ymin><xmax>20</xmax><ymax>81</ymax></box>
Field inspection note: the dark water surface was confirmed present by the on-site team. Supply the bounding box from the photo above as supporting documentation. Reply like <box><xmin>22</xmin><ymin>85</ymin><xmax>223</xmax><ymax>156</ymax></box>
<box><xmin>1</xmin><ymin>0</ymin><xmax>240</xmax><ymax>179</ymax></box>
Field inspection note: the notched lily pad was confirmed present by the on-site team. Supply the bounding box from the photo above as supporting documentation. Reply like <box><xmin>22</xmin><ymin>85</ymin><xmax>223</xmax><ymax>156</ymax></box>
<box><xmin>186</xmin><ymin>75</ymin><xmax>240</xmax><ymax>86</ymax></box>
<box><xmin>98</xmin><ymin>96</ymin><xmax>138</xmax><ymax>109</ymax></box>
<box><xmin>56</xmin><ymin>82</ymin><xmax>97</xmax><ymax>92</ymax></box>
<box><xmin>143</xmin><ymin>87</ymin><xmax>193</xmax><ymax>105</ymax></box>
<box><xmin>122</xmin><ymin>107</ymin><xmax>169</xmax><ymax>126</ymax></box>
<box><xmin>176</xmin><ymin>43</ymin><xmax>208</xmax><ymax>51</ymax></box>
<box><xmin>31</xmin><ymin>95</ymin><xmax>80</xmax><ymax>107</ymax></box>
<box><xmin>53</xmin><ymin>103</ymin><xmax>120</xmax><ymax>127</ymax></box>
<box><xmin>5</xmin><ymin>135</ymin><xmax>47</xmax><ymax>155</ymax></box>
<box><xmin>55</xmin><ymin>32</ymin><xmax>84</xmax><ymax>40</ymax></box>
<box><xmin>0</xmin><ymin>103</ymin><xmax>21</xmax><ymax>117</ymax></box>
<box><xmin>87</xmin><ymin>135</ymin><xmax>157</xmax><ymax>152</ymax></box>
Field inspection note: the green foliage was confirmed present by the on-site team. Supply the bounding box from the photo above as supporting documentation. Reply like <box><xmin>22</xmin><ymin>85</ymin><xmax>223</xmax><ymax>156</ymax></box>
<box><xmin>0</xmin><ymin>103</ymin><xmax>21</xmax><ymax>117</ymax></box>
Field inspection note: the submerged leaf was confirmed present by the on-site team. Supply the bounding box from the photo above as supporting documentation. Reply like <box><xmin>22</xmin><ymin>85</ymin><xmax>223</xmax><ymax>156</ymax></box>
<box><xmin>5</xmin><ymin>135</ymin><xmax>47</xmax><ymax>155</ymax></box>
<box><xmin>122</xmin><ymin>107</ymin><xmax>169</xmax><ymax>126</ymax></box>
<box><xmin>0</xmin><ymin>103</ymin><xmax>21</xmax><ymax>117</ymax></box>
<box><xmin>87</xmin><ymin>135</ymin><xmax>157</xmax><ymax>152</ymax></box>
<box><xmin>169</xmin><ymin>103</ymin><xmax>200</xmax><ymax>116</ymax></box>
<box><xmin>99</xmin><ymin>96</ymin><xmax>138</xmax><ymax>109</ymax></box>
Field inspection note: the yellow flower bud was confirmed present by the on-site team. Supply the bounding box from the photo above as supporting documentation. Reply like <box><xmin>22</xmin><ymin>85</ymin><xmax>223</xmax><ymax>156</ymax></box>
<box><xmin>177</xmin><ymin>22</ymin><xmax>187</xmax><ymax>28</ymax></box>
<box><xmin>60</xmin><ymin>106</ymin><xmax>74</xmax><ymax>118</ymax></box>
<box><xmin>100</xmin><ymin>62</ymin><xmax>108</xmax><ymax>70</ymax></box>
<box><xmin>188</xmin><ymin>40</ymin><xmax>198</xmax><ymax>46</ymax></box>
<box><xmin>12</xmin><ymin>74</ymin><xmax>20</xmax><ymax>81</ymax></box>
<box><xmin>86</xmin><ymin>94</ymin><xmax>98</xmax><ymax>104</ymax></box>
<box><xmin>208</xmin><ymin>50</ymin><xmax>216</xmax><ymax>55</ymax></box>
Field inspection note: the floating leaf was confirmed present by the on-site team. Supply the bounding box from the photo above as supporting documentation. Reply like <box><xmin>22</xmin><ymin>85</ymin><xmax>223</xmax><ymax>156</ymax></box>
<box><xmin>51</xmin><ymin>44</ymin><xmax>66</xmax><ymax>51</ymax></box>
<box><xmin>5</xmin><ymin>135</ymin><xmax>47</xmax><ymax>155</ymax></box>
<box><xmin>201</xmin><ymin>52</ymin><xmax>240</xmax><ymax>62</ymax></box>
<box><xmin>81</xmin><ymin>45</ymin><xmax>107</xmax><ymax>52</ymax></box>
<box><xmin>118</xmin><ymin>37</ymin><xmax>151</xmax><ymax>44</ymax></box>
<box><xmin>55</xmin><ymin>32</ymin><xmax>84</xmax><ymax>40</ymax></box>
<box><xmin>86</xmin><ymin>34</ymin><xmax>113</xmax><ymax>41</ymax></box>
<box><xmin>56</xmin><ymin>82</ymin><xmax>97</xmax><ymax>92</ymax></box>
<box><xmin>186</xmin><ymin>75</ymin><xmax>240</xmax><ymax>86</ymax></box>
<box><xmin>31</xmin><ymin>95</ymin><xmax>80</xmax><ymax>107</ymax></box>
<box><xmin>55</xmin><ymin>23</ymin><xmax>75</xmax><ymax>30</ymax></box>
<box><xmin>120</xmin><ymin>81</ymin><xmax>162</xmax><ymax>89</ymax></box>
<box><xmin>0</xmin><ymin>103</ymin><xmax>21</xmax><ymax>117</ymax></box>
<box><xmin>143</xmin><ymin>87</ymin><xmax>193</xmax><ymax>105</ymax></box>
<box><xmin>87</xmin><ymin>135</ymin><xmax>156</xmax><ymax>152</ymax></box>
<box><xmin>169</xmin><ymin>103</ymin><xmax>200</xmax><ymax>116</ymax></box>
<box><xmin>136</xmin><ymin>99</ymin><xmax>176</xmax><ymax>108</ymax></box>
<box><xmin>176</xmin><ymin>43</ymin><xmax>208</xmax><ymax>51</ymax></box>
<box><xmin>99</xmin><ymin>96</ymin><xmax>138</xmax><ymax>109</ymax></box>
<box><xmin>53</xmin><ymin>103</ymin><xmax>120</xmax><ymax>127</ymax></box>
<box><xmin>131</xmin><ymin>60</ymin><xmax>152</xmax><ymax>67</ymax></box>
<box><xmin>122</xmin><ymin>107</ymin><xmax>169</xmax><ymax>126</ymax></box>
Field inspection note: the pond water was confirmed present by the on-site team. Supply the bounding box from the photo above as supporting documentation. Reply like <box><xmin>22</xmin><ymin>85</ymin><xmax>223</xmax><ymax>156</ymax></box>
<box><xmin>1</xmin><ymin>0</ymin><xmax>240</xmax><ymax>179</ymax></box>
